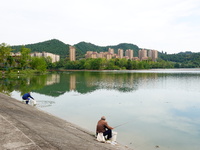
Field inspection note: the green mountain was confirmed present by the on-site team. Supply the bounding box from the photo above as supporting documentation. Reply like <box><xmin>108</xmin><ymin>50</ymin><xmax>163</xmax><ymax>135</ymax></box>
<box><xmin>10</xmin><ymin>39</ymin><xmax>200</xmax><ymax>67</ymax></box>
<box><xmin>11</xmin><ymin>39</ymin><xmax>140</xmax><ymax>58</ymax></box>
<box><xmin>74</xmin><ymin>41</ymin><xmax>106</xmax><ymax>54</ymax></box>
<box><xmin>159</xmin><ymin>52</ymin><xmax>200</xmax><ymax>63</ymax></box>
<box><xmin>11</xmin><ymin>39</ymin><xmax>70</xmax><ymax>58</ymax></box>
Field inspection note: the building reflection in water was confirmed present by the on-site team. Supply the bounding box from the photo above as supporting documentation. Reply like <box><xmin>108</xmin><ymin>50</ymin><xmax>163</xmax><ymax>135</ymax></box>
<box><xmin>1</xmin><ymin>72</ymin><xmax>160</xmax><ymax>97</ymax></box>
<box><xmin>46</xmin><ymin>74</ymin><xmax>60</xmax><ymax>85</ymax></box>
<box><xmin>70</xmin><ymin>74</ymin><xmax>76</xmax><ymax>91</ymax></box>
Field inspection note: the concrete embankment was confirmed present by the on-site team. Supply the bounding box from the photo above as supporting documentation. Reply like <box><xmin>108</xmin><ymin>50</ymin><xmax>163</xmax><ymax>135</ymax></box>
<box><xmin>0</xmin><ymin>93</ymin><xmax>132</xmax><ymax>150</ymax></box>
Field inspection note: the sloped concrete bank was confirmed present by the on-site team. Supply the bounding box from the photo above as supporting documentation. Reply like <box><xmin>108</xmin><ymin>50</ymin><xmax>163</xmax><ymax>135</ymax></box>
<box><xmin>0</xmin><ymin>93</ymin><xmax>132</xmax><ymax>150</ymax></box>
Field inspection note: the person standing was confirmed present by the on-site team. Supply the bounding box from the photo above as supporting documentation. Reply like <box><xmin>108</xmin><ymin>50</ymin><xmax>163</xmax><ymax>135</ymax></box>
<box><xmin>22</xmin><ymin>92</ymin><xmax>34</xmax><ymax>104</ymax></box>
<box><xmin>96</xmin><ymin>116</ymin><xmax>114</xmax><ymax>140</ymax></box>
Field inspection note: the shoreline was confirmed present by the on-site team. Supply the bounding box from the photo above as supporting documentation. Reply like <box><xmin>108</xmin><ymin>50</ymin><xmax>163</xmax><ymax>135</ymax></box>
<box><xmin>0</xmin><ymin>93</ymin><xmax>132</xmax><ymax>150</ymax></box>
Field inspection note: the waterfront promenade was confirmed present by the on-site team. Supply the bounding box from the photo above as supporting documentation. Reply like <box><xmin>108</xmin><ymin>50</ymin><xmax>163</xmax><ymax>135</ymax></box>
<box><xmin>0</xmin><ymin>93</ymin><xmax>132</xmax><ymax>150</ymax></box>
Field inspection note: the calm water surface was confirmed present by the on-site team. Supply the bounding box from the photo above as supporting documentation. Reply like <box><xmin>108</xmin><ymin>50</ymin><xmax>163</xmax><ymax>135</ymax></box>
<box><xmin>7</xmin><ymin>69</ymin><xmax>200</xmax><ymax>150</ymax></box>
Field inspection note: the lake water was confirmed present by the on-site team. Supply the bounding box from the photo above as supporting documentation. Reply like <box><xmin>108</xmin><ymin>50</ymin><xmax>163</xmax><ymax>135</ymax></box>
<box><xmin>4</xmin><ymin>69</ymin><xmax>200</xmax><ymax>150</ymax></box>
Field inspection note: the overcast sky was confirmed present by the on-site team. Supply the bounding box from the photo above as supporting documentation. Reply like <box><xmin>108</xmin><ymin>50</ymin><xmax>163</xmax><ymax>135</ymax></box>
<box><xmin>1</xmin><ymin>0</ymin><xmax>200</xmax><ymax>54</ymax></box>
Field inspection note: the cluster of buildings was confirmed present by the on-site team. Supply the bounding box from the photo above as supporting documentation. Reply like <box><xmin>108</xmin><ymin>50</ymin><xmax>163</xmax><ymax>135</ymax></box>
<box><xmin>138</xmin><ymin>49</ymin><xmax>158</xmax><ymax>61</ymax></box>
<box><xmin>69</xmin><ymin>46</ymin><xmax>158</xmax><ymax>62</ymax></box>
<box><xmin>10</xmin><ymin>46</ymin><xmax>157</xmax><ymax>63</ymax></box>
<box><xmin>85</xmin><ymin>48</ymin><xmax>158</xmax><ymax>61</ymax></box>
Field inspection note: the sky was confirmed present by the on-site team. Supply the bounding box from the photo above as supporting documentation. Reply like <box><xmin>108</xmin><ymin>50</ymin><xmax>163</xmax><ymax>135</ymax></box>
<box><xmin>1</xmin><ymin>0</ymin><xmax>200</xmax><ymax>54</ymax></box>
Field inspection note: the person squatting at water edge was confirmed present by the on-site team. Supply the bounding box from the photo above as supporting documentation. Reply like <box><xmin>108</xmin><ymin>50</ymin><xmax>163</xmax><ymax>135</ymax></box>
<box><xmin>96</xmin><ymin>116</ymin><xmax>117</xmax><ymax>144</ymax></box>
<box><xmin>22</xmin><ymin>92</ymin><xmax>34</xmax><ymax>104</ymax></box>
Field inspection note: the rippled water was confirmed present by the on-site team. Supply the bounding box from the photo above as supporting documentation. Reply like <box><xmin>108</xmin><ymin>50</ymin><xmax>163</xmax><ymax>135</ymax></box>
<box><xmin>8</xmin><ymin>69</ymin><xmax>200</xmax><ymax>150</ymax></box>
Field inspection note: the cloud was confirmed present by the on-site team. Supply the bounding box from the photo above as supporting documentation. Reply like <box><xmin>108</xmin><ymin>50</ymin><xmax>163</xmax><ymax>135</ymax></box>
<box><xmin>1</xmin><ymin>0</ymin><xmax>200</xmax><ymax>53</ymax></box>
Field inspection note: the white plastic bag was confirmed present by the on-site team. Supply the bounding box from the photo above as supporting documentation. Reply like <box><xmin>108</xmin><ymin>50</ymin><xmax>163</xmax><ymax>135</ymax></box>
<box><xmin>110</xmin><ymin>131</ymin><xmax>117</xmax><ymax>142</ymax></box>
<box><xmin>96</xmin><ymin>133</ymin><xmax>105</xmax><ymax>142</ymax></box>
<box><xmin>33</xmin><ymin>100</ymin><xmax>36</xmax><ymax>105</ymax></box>
<box><xmin>30</xmin><ymin>99</ymin><xmax>37</xmax><ymax>106</ymax></box>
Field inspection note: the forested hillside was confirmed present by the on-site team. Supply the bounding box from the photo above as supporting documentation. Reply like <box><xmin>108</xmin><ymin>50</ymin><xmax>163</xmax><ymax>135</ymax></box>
<box><xmin>10</xmin><ymin>39</ymin><xmax>200</xmax><ymax>68</ymax></box>
<box><xmin>74</xmin><ymin>41</ymin><xmax>106</xmax><ymax>54</ymax></box>
<box><xmin>11</xmin><ymin>39</ymin><xmax>70</xmax><ymax>58</ymax></box>
<box><xmin>11</xmin><ymin>39</ymin><xmax>140</xmax><ymax>59</ymax></box>
<box><xmin>159</xmin><ymin>52</ymin><xmax>200</xmax><ymax>68</ymax></box>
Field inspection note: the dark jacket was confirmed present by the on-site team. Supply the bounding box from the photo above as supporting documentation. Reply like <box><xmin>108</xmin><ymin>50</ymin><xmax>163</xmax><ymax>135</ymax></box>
<box><xmin>22</xmin><ymin>93</ymin><xmax>34</xmax><ymax>100</ymax></box>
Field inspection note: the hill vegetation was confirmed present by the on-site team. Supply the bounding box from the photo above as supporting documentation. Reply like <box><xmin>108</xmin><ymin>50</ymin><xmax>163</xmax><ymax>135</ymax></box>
<box><xmin>159</xmin><ymin>52</ymin><xmax>200</xmax><ymax>68</ymax></box>
<box><xmin>12</xmin><ymin>39</ymin><xmax>70</xmax><ymax>58</ymax></box>
<box><xmin>11</xmin><ymin>39</ymin><xmax>140</xmax><ymax>59</ymax></box>
<box><xmin>7</xmin><ymin>39</ymin><xmax>200</xmax><ymax>69</ymax></box>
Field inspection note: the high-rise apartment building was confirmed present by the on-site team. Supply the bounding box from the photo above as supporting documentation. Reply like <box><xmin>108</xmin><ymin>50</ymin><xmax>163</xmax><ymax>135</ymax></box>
<box><xmin>148</xmin><ymin>50</ymin><xmax>152</xmax><ymax>58</ymax></box>
<box><xmin>118</xmin><ymin>49</ymin><xmax>123</xmax><ymax>59</ymax></box>
<box><xmin>69</xmin><ymin>46</ymin><xmax>76</xmax><ymax>61</ymax></box>
<box><xmin>108</xmin><ymin>48</ymin><xmax>114</xmax><ymax>54</ymax></box>
<box><xmin>152</xmin><ymin>50</ymin><xmax>158</xmax><ymax>61</ymax></box>
<box><xmin>147</xmin><ymin>50</ymin><xmax>158</xmax><ymax>61</ymax></box>
<box><xmin>139</xmin><ymin>49</ymin><xmax>148</xmax><ymax>60</ymax></box>
<box><xmin>125</xmin><ymin>49</ymin><xmax>133</xmax><ymax>60</ymax></box>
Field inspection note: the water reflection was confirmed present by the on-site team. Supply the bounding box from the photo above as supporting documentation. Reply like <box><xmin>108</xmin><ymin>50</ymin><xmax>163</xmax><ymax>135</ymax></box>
<box><xmin>70</xmin><ymin>74</ymin><xmax>76</xmax><ymax>90</ymax></box>
<box><xmin>1</xmin><ymin>71</ymin><xmax>200</xmax><ymax>96</ymax></box>
<box><xmin>46</xmin><ymin>74</ymin><xmax>60</xmax><ymax>85</ymax></box>
<box><xmin>1</xmin><ymin>70</ymin><xmax>200</xmax><ymax>150</ymax></box>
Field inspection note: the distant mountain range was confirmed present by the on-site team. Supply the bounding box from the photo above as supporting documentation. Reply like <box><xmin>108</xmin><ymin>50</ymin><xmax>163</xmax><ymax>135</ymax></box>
<box><xmin>11</xmin><ymin>39</ymin><xmax>200</xmax><ymax>65</ymax></box>
<box><xmin>11</xmin><ymin>39</ymin><xmax>141</xmax><ymax>59</ymax></box>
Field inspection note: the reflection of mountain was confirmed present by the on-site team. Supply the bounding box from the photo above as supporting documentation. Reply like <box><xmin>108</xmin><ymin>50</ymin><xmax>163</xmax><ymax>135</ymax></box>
<box><xmin>3</xmin><ymin>71</ymin><xmax>199</xmax><ymax>97</ymax></box>
<box><xmin>2</xmin><ymin>71</ymin><xmax>199</xmax><ymax>97</ymax></box>
<box><xmin>33</xmin><ymin>72</ymin><xmax>98</xmax><ymax>97</ymax></box>
<box><xmin>33</xmin><ymin>73</ymin><xmax>70</xmax><ymax>97</ymax></box>
<box><xmin>33</xmin><ymin>71</ymin><xmax>160</xmax><ymax>97</ymax></box>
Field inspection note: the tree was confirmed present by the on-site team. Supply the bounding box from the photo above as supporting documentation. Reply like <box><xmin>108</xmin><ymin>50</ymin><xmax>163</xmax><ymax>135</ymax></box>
<box><xmin>78</xmin><ymin>59</ymin><xmax>86</xmax><ymax>69</ymax></box>
<box><xmin>138</xmin><ymin>61</ymin><xmax>144</xmax><ymax>69</ymax></box>
<box><xmin>84</xmin><ymin>59</ymin><xmax>92</xmax><ymax>69</ymax></box>
<box><xmin>55</xmin><ymin>58</ymin><xmax>66</xmax><ymax>68</ymax></box>
<box><xmin>30</xmin><ymin>57</ymin><xmax>47</xmax><ymax>72</ymax></box>
<box><xmin>65</xmin><ymin>61</ymin><xmax>76</xmax><ymax>69</ymax></box>
<box><xmin>127</xmin><ymin>59</ymin><xmax>133</xmax><ymax>70</ymax></box>
<box><xmin>44</xmin><ymin>56</ymin><xmax>53</xmax><ymax>69</ymax></box>
<box><xmin>90</xmin><ymin>58</ymin><xmax>103</xmax><ymax>70</ymax></box>
<box><xmin>7</xmin><ymin>56</ymin><xmax>15</xmax><ymax>68</ymax></box>
<box><xmin>0</xmin><ymin>43</ymin><xmax>13</xmax><ymax>70</ymax></box>
<box><xmin>132</xmin><ymin>61</ymin><xmax>138</xmax><ymax>69</ymax></box>
<box><xmin>19</xmin><ymin>46</ymin><xmax>31</xmax><ymax>69</ymax></box>
<box><xmin>118</xmin><ymin>58</ymin><xmax>128</xmax><ymax>68</ymax></box>
<box><xmin>106</xmin><ymin>59</ymin><xmax>118</xmax><ymax>70</ymax></box>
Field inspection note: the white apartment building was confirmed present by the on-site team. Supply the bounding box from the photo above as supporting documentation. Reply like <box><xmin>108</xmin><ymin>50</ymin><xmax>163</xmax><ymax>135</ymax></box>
<box><xmin>30</xmin><ymin>52</ymin><xmax>60</xmax><ymax>63</ymax></box>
